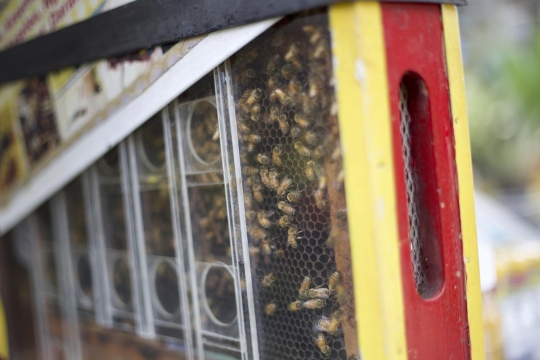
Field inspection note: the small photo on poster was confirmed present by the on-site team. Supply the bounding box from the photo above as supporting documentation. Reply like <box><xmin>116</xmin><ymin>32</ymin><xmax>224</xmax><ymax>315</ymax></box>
<box><xmin>17</xmin><ymin>76</ymin><xmax>60</xmax><ymax>165</ymax></box>
<box><xmin>0</xmin><ymin>97</ymin><xmax>27</xmax><ymax>190</ymax></box>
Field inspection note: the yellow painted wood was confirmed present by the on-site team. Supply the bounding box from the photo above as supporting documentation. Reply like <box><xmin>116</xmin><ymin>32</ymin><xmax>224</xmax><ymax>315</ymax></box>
<box><xmin>329</xmin><ymin>3</ymin><xmax>407</xmax><ymax>359</ymax></box>
<box><xmin>0</xmin><ymin>273</ymin><xmax>8</xmax><ymax>359</ymax></box>
<box><xmin>442</xmin><ymin>5</ymin><xmax>486</xmax><ymax>360</ymax></box>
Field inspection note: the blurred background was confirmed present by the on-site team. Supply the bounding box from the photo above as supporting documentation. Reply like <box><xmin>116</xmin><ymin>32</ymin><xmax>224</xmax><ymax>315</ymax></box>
<box><xmin>461</xmin><ymin>1</ymin><xmax>540</xmax><ymax>359</ymax></box>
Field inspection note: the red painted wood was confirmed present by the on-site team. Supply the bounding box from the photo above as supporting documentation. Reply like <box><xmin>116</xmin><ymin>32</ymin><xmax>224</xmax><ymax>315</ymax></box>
<box><xmin>382</xmin><ymin>4</ymin><xmax>471</xmax><ymax>359</ymax></box>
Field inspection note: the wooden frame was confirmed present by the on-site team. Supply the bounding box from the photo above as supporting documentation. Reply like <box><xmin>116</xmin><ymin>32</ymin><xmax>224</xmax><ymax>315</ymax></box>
<box><xmin>0</xmin><ymin>0</ymin><xmax>467</xmax><ymax>83</ymax></box>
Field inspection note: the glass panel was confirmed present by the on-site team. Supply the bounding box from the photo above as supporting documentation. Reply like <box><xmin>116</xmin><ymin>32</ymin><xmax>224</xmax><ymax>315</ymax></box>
<box><xmin>93</xmin><ymin>146</ymin><xmax>140</xmax><ymax>330</ymax></box>
<box><xmin>225</xmin><ymin>11</ymin><xmax>360</xmax><ymax>360</ymax></box>
<box><xmin>34</xmin><ymin>204</ymin><xmax>72</xmax><ymax>360</ymax></box>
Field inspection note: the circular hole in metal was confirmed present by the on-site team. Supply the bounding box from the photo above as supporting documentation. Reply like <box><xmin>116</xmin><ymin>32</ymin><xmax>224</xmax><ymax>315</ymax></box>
<box><xmin>136</xmin><ymin>119</ymin><xmax>166</xmax><ymax>171</ymax></box>
<box><xmin>201</xmin><ymin>264</ymin><xmax>237</xmax><ymax>326</ymax></box>
<box><xmin>151</xmin><ymin>259</ymin><xmax>180</xmax><ymax>317</ymax></box>
<box><xmin>76</xmin><ymin>254</ymin><xmax>93</xmax><ymax>300</ymax></box>
<box><xmin>112</xmin><ymin>257</ymin><xmax>132</xmax><ymax>307</ymax></box>
<box><xmin>188</xmin><ymin>100</ymin><xmax>221</xmax><ymax>165</ymax></box>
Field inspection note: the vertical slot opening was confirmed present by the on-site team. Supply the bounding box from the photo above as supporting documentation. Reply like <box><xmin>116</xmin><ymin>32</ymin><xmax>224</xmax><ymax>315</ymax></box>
<box><xmin>399</xmin><ymin>72</ymin><xmax>444</xmax><ymax>299</ymax></box>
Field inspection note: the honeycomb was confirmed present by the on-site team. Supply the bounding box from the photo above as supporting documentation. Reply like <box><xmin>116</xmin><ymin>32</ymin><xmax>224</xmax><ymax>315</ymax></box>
<box><xmin>230</xmin><ymin>13</ymin><xmax>359</xmax><ymax>360</ymax></box>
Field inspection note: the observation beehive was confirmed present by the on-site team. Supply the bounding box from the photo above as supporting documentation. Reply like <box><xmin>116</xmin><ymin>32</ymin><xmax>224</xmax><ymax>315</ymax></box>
<box><xmin>0</xmin><ymin>1</ymin><xmax>483</xmax><ymax>360</ymax></box>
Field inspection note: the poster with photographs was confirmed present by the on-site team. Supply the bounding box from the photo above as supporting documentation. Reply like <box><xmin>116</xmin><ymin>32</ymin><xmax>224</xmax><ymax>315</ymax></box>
<box><xmin>0</xmin><ymin>90</ymin><xmax>27</xmax><ymax>190</ymax></box>
<box><xmin>17</xmin><ymin>76</ymin><xmax>60</xmax><ymax>165</ymax></box>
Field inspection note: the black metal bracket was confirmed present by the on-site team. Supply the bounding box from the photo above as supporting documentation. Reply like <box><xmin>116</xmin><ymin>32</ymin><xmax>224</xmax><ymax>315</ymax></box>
<box><xmin>0</xmin><ymin>0</ymin><xmax>466</xmax><ymax>84</ymax></box>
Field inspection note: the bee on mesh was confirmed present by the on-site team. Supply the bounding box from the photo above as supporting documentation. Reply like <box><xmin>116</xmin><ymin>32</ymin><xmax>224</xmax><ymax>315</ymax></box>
<box><xmin>315</xmin><ymin>333</ymin><xmax>331</xmax><ymax>357</ymax></box>
<box><xmin>316</xmin><ymin>311</ymin><xmax>344</xmax><ymax>336</ymax></box>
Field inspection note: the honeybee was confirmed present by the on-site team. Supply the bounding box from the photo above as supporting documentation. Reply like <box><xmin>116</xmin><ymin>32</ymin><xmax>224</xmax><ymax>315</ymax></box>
<box><xmin>244</xmin><ymin>166</ymin><xmax>258</xmax><ymax>176</ymax></box>
<box><xmin>272</xmin><ymin>145</ymin><xmax>284</xmax><ymax>166</ymax></box>
<box><xmin>212</xmin><ymin>125</ymin><xmax>220</xmax><ymax>141</ymax></box>
<box><xmin>287</xmin><ymin>225</ymin><xmax>301</xmax><ymax>249</ymax></box>
<box><xmin>316</xmin><ymin>333</ymin><xmax>331</xmax><ymax>356</ymax></box>
<box><xmin>252</xmin><ymin>183</ymin><xmax>264</xmax><ymax>203</ymax></box>
<box><xmin>310</xmin><ymin>30</ymin><xmax>323</xmax><ymax>45</ymax></box>
<box><xmin>238</xmin><ymin>122</ymin><xmax>251</xmax><ymax>134</ymax></box>
<box><xmin>285</xmin><ymin>43</ymin><xmax>300</xmax><ymax>62</ymax></box>
<box><xmin>269</xmin><ymin>168</ymin><xmax>280</xmax><ymax>190</ymax></box>
<box><xmin>299</xmin><ymin>276</ymin><xmax>312</xmax><ymax>298</ymax></box>
<box><xmin>278</xmin><ymin>215</ymin><xmax>294</xmax><ymax>228</ymax></box>
<box><xmin>294</xmin><ymin>141</ymin><xmax>312</xmax><ymax>157</ymax></box>
<box><xmin>294</xmin><ymin>114</ymin><xmax>313</xmax><ymax>129</ymax></box>
<box><xmin>269</xmin><ymin>106</ymin><xmax>280</xmax><ymax>122</ymax></box>
<box><xmin>277</xmin><ymin>177</ymin><xmax>293</xmax><ymax>196</ymax></box>
<box><xmin>240</xmin><ymin>102</ymin><xmax>251</xmax><ymax>114</ymax></box>
<box><xmin>245</xmin><ymin>68</ymin><xmax>257</xmax><ymax>78</ymax></box>
<box><xmin>270</xmin><ymin>87</ymin><xmax>287</xmax><ymax>103</ymax></box>
<box><xmin>256</xmin><ymin>153</ymin><xmax>271</xmax><ymax>165</ymax></box>
<box><xmin>251</xmin><ymin>104</ymin><xmax>261</xmax><ymax>116</ymax></box>
<box><xmin>326</xmin><ymin>226</ymin><xmax>341</xmax><ymax>248</ymax></box>
<box><xmin>244</xmin><ymin>50</ymin><xmax>258</xmax><ymax>64</ymax></box>
<box><xmin>257</xmin><ymin>211</ymin><xmax>273</xmax><ymax>229</ymax></box>
<box><xmin>291</xmin><ymin>126</ymin><xmax>302</xmax><ymax>139</ymax></box>
<box><xmin>268</xmin><ymin>75</ymin><xmax>280</xmax><ymax>90</ymax></box>
<box><xmin>336</xmin><ymin>208</ymin><xmax>347</xmax><ymax>221</ymax></box>
<box><xmin>260</xmin><ymin>167</ymin><xmax>271</xmax><ymax>188</ymax></box>
<box><xmin>261</xmin><ymin>272</ymin><xmax>276</xmax><ymax>288</ymax></box>
<box><xmin>330</xmin><ymin>145</ymin><xmax>342</xmax><ymax>162</ymax></box>
<box><xmin>303</xmin><ymin>299</ymin><xmax>326</xmax><ymax>310</ymax></box>
<box><xmin>308</xmin><ymin>288</ymin><xmax>331</xmax><ymax>300</ymax></box>
<box><xmin>271</xmin><ymin>34</ymin><xmax>284</xmax><ymax>47</ymax></box>
<box><xmin>246</xmin><ymin>175</ymin><xmax>260</xmax><ymax>187</ymax></box>
<box><xmin>249</xmin><ymin>246</ymin><xmax>261</xmax><ymax>256</ymax></box>
<box><xmin>286</xmin><ymin>190</ymin><xmax>303</xmax><ymax>203</ymax></box>
<box><xmin>250</xmin><ymin>226</ymin><xmax>268</xmax><ymax>241</ymax></box>
<box><xmin>308</xmin><ymin>73</ymin><xmax>322</xmax><ymax>98</ymax></box>
<box><xmin>272</xmin><ymin>249</ymin><xmax>285</xmax><ymax>259</ymax></box>
<box><xmin>287</xmin><ymin>81</ymin><xmax>302</xmax><ymax>98</ymax></box>
<box><xmin>313</xmin><ymin>42</ymin><xmax>327</xmax><ymax>60</ymax></box>
<box><xmin>277</xmin><ymin>114</ymin><xmax>289</xmax><ymax>135</ymax></box>
<box><xmin>282</xmin><ymin>63</ymin><xmax>298</xmax><ymax>80</ymax></box>
<box><xmin>246</xmin><ymin>142</ymin><xmax>256</xmax><ymax>153</ymax></box>
<box><xmin>328</xmin><ymin>271</ymin><xmax>341</xmax><ymax>292</ymax></box>
<box><xmin>302</xmin><ymin>94</ymin><xmax>318</xmax><ymax>114</ymax></box>
<box><xmin>303</xmin><ymin>24</ymin><xmax>317</xmax><ymax>34</ymax></box>
<box><xmin>260</xmin><ymin>239</ymin><xmax>272</xmax><ymax>255</ymax></box>
<box><xmin>304</xmin><ymin>130</ymin><xmax>320</xmax><ymax>146</ymax></box>
<box><xmin>251</xmin><ymin>113</ymin><xmax>261</xmax><ymax>122</ymax></box>
<box><xmin>335</xmin><ymin>169</ymin><xmax>345</xmax><ymax>191</ymax></box>
<box><xmin>266</xmin><ymin>55</ymin><xmax>280</xmax><ymax>72</ymax></box>
<box><xmin>246</xmin><ymin>134</ymin><xmax>261</xmax><ymax>143</ymax></box>
<box><xmin>313</xmin><ymin>145</ymin><xmax>326</xmax><ymax>160</ymax></box>
<box><xmin>314</xmin><ymin>188</ymin><xmax>327</xmax><ymax>210</ymax></box>
<box><xmin>246</xmin><ymin>88</ymin><xmax>262</xmax><ymax>106</ymax></box>
<box><xmin>319</xmin><ymin>174</ymin><xmax>328</xmax><ymax>190</ymax></box>
<box><xmin>317</xmin><ymin>311</ymin><xmax>343</xmax><ymax>336</ymax></box>
<box><xmin>288</xmin><ymin>300</ymin><xmax>303</xmax><ymax>312</ymax></box>
<box><xmin>278</xmin><ymin>201</ymin><xmax>296</xmax><ymax>216</ymax></box>
<box><xmin>264</xmin><ymin>301</ymin><xmax>278</xmax><ymax>316</ymax></box>
<box><xmin>304</xmin><ymin>160</ymin><xmax>316</xmax><ymax>181</ymax></box>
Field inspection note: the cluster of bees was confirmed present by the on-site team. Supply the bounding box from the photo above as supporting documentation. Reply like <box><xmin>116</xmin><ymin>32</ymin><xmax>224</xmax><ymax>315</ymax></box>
<box><xmin>189</xmin><ymin>101</ymin><xmax>221</xmax><ymax>163</ymax></box>
<box><xmin>233</xmin><ymin>17</ymin><xmax>351</xmax><ymax>359</ymax></box>
<box><xmin>261</xmin><ymin>271</ymin><xmax>344</xmax><ymax>356</ymax></box>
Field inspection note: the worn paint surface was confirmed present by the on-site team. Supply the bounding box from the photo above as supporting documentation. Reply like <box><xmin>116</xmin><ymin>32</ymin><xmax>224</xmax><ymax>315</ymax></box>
<box><xmin>442</xmin><ymin>4</ymin><xmax>486</xmax><ymax>360</ymax></box>
<box><xmin>382</xmin><ymin>3</ymin><xmax>470</xmax><ymax>359</ymax></box>
<box><xmin>329</xmin><ymin>2</ymin><xmax>407</xmax><ymax>359</ymax></box>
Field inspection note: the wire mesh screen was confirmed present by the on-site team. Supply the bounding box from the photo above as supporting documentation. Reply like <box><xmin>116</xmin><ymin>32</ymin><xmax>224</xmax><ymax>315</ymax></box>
<box><xmin>399</xmin><ymin>84</ymin><xmax>426</xmax><ymax>293</ymax></box>
<box><xmin>228</xmin><ymin>12</ymin><xmax>359</xmax><ymax>360</ymax></box>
